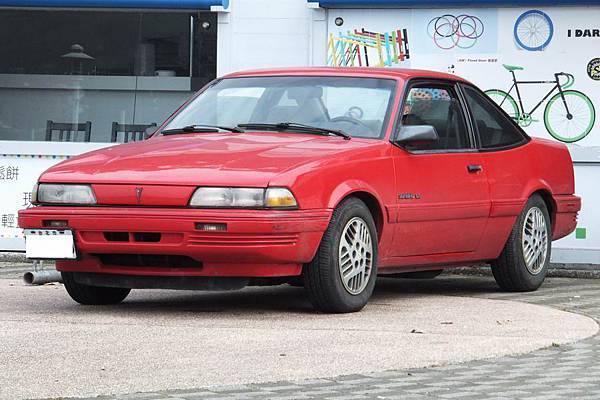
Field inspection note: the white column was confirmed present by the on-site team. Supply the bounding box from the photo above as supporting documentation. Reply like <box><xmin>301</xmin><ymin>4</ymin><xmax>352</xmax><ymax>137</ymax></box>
<box><xmin>215</xmin><ymin>0</ymin><xmax>233</xmax><ymax>77</ymax></box>
<box><xmin>308</xmin><ymin>4</ymin><xmax>328</xmax><ymax>66</ymax></box>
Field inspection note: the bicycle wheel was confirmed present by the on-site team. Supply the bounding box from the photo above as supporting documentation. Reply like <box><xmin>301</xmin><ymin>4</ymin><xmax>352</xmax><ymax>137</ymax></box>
<box><xmin>428</xmin><ymin>15</ymin><xmax>459</xmax><ymax>49</ymax></box>
<box><xmin>514</xmin><ymin>10</ymin><xmax>554</xmax><ymax>51</ymax></box>
<box><xmin>454</xmin><ymin>15</ymin><xmax>484</xmax><ymax>49</ymax></box>
<box><xmin>544</xmin><ymin>90</ymin><xmax>595</xmax><ymax>143</ymax></box>
<box><xmin>485</xmin><ymin>89</ymin><xmax>520</xmax><ymax>120</ymax></box>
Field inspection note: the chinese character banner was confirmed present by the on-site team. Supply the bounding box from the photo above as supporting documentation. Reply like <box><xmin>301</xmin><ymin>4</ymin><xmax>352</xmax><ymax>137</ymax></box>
<box><xmin>0</xmin><ymin>154</ymin><xmax>68</xmax><ymax>247</ymax></box>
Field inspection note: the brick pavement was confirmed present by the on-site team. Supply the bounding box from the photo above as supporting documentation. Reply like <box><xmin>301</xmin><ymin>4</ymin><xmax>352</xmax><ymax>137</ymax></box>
<box><xmin>63</xmin><ymin>275</ymin><xmax>600</xmax><ymax>400</ymax></box>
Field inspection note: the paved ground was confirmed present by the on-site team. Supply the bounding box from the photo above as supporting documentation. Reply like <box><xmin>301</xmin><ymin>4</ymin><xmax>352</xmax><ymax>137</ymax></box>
<box><xmin>1</xmin><ymin>267</ymin><xmax>599</xmax><ymax>400</ymax></box>
<box><xmin>0</xmin><ymin>261</ymin><xmax>35</xmax><ymax>280</ymax></box>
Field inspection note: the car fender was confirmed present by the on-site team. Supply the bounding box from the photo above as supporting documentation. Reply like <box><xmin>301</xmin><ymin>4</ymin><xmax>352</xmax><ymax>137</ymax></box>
<box><xmin>525</xmin><ymin>179</ymin><xmax>565</xmax><ymax>224</ymax></box>
<box><xmin>326</xmin><ymin>179</ymin><xmax>385</xmax><ymax>212</ymax></box>
<box><xmin>490</xmin><ymin>179</ymin><xmax>553</xmax><ymax>219</ymax></box>
<box><xmin>327</xmin><ymin>179</ymin><xmax>389</xmax><ymax>224</ymax></box>
<box><xmin>523</xmin><ymin>179</ymin><xmax>554</xmax><ymax>205</ymax></box>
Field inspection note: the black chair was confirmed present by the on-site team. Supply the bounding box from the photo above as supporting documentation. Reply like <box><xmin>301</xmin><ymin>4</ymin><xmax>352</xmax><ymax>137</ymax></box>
<box><xmin>46</xmin><ymin>120</ymin><xmax>92</xmax><ymax>142</ymax></box>
<box><xmin>111</xmin><ymin>122</ymin><xmax>157</xmax><ymax>143</ymax></box>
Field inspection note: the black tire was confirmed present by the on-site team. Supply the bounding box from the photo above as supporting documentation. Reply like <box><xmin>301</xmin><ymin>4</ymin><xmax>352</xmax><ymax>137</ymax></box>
<box><xmin>302</xmin><ymin>197</ymin><xmax>378</xmax><ymax>313</ymax></box>
<box><xmin>491</xmin><ymin>195</ymin><xmax>551</xmax><ymax>292</ymax></box>
<box><xmin>62</xmin><ymin>272</ymin><xmax>131</xmax><ymax>305</ymax></box>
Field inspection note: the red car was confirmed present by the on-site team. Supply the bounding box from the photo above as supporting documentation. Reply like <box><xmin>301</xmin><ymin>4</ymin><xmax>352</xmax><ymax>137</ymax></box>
<box><xmin>19</xmin><ymin>68</ymin><xmax>581</xmax><ymax>313</ymax></box>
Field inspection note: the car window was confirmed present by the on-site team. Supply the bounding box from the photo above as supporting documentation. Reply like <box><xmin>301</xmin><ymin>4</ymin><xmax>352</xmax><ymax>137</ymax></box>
<box><xmin>322</xmin><ymin>86</ymin><xmax>393</xmax><ymax>137</ymax></box>
<box><xmin>214</xmin><ymin>87</ymin><xmax>263</xmax><ymax>125</ymax></box>
<box><xmin>462</xmin><ymin>86</ymin><xmax>525</xmax><ymax>149</ymax></box>
<box><xmin>164</xmin><ymin>76</ymin><xmax>396</xmax><ymax>139</ymax></box>
<box><xmin>402</xmin><ymin>85</ymin><xmax>469</xmax><ymax>151</ymax></box>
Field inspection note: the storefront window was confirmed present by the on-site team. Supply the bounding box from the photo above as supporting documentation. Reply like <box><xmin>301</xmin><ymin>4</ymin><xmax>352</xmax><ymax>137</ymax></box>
<box><xmin>0</xmin><ymin>9</ymin><xmax>217</xmax><ymax>143</ymax></box>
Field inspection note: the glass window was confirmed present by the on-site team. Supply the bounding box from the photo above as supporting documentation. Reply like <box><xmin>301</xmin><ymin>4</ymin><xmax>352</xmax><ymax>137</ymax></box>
<box><xmin>463</xmin><ymin>86</ymin><xmax>525</xmax><ymax>149</ymax></box>
<box><xmin>0</xmin><ymin>9</ymin><xmax>217</xmax><ymax>143</ymax></box>
<box><xmin>322</xmin><ymin>86</ymin><xmax>394</xmax><ymax>135</ymax></box>
<box><xmin>209</xmin><ymin>87</ymin><xmax>264</xmax><ymax>127</ymax></box>
<box><xmin>0</xmin><ymin>10</ymin><xmax>202</xmax><ymax>77</ymax></box>
<box><xmin>401</xmin><ymin>85</ymin><xmax>469</xmax><ymax>150</ymax></box>
<box><xmin>165</xmin><ymin>76</ymin><xmax>397</xmax><ymax>139</ymax></box>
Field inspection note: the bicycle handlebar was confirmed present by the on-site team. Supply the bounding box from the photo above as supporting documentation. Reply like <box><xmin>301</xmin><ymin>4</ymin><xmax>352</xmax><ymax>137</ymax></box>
<box><xmin>555</xmin><ymin>72</ymin><xmax>575</xmax><ymax>89</ymax></box>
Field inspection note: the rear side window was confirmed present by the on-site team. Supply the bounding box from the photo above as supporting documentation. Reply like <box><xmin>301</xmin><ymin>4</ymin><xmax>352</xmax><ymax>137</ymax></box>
<box><xmin>402</xmin><ymin>86</ymin><xmax>469</xmax><ymax>150</ymax></box>
<box><xmin>462</xmin><ymin>86</ymin><xmax>525</xmax><ymax>149</ymax></box>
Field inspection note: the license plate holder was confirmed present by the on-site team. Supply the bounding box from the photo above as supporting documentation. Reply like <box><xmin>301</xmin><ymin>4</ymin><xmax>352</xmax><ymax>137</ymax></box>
<box><xmin>24</xmin><ymin>229</ymin><xmax>77</xmax><ymax>260</ymax></box>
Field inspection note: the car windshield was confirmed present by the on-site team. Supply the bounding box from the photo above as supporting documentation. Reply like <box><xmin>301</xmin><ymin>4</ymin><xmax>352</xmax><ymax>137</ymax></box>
<box><xmin>163</xmin><ymin>76</ymin><xmax>397</xmax><ymax>139</ymax></box>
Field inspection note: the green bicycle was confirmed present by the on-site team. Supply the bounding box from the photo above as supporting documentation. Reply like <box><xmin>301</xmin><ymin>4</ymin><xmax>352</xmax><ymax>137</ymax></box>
<box><xmin>485</xmin><ymin>64</ymin><xmax>595</xmax><ymax>143</ymax></box>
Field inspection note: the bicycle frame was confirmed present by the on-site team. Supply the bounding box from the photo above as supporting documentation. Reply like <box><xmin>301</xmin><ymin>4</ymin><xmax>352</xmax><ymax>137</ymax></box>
<box><xmin>498</xmin><ymin>71</ymin><xmax>573</xmax><ymax>117</ymax></box>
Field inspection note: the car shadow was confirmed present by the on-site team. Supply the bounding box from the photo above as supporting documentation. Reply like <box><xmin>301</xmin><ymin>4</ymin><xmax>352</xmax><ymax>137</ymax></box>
<box><xmin>119</xmin><ymin>285</ymin><xmax>315</xmax><ymax>314</ymax></box>
<box><xmin>375</xmin><ymin>274</ymin><xmax>501</xmax><ymax>297</ymax></box>
<box><xmin>64</xmin><ymin>274</ymin><xmax>501</xmax><ymax>315</ymax></box>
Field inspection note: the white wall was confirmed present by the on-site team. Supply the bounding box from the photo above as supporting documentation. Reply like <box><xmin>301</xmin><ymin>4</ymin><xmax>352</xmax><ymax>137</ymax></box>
<box><xmin>216</xmin><ymin>0</ymin><xmax>319</xmax><ymax>75</ymax></box>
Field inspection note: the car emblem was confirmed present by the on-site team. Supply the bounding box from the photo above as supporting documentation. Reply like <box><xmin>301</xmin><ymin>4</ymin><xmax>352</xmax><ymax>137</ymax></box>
<box><xmin>135</xmin><ymin>187</ymin><xmax>144</xmax><ymax>203</ymax></box>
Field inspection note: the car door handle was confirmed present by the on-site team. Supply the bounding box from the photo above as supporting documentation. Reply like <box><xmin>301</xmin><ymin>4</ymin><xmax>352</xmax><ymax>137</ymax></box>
<box><xmin>467</xmin><ymin>164</ymin><xmax>483</xmax><ymax>173</ymax></box>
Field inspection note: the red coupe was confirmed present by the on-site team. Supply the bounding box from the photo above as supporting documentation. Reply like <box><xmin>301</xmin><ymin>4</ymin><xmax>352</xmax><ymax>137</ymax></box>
<box><xmin>19</xmin><ymin>68</ymin><xmax>581</xmax><ymax>313</ymax></box>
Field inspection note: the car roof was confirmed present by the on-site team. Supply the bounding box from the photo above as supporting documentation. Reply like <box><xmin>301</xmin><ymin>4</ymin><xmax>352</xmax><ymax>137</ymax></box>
<box><xmin>222</xmin><ymin>67</ymin><xmax>470</xmax><ymax>84</ymax></box>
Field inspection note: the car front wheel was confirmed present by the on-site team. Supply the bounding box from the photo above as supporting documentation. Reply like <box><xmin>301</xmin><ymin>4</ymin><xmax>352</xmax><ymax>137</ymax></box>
<box><xmin>491</xmin><ymin>194</ymin><xmax>551</xmax><ymax>292</ymax></box>
<box><xmin>303</xmin><ymin>197</ymin><xmax>378</xmax><ymax>313</ymax></box>
<box><xmin>62</xmin><ymin>272</ymin><xmax>131</xmax><ymax>305</ymax></box>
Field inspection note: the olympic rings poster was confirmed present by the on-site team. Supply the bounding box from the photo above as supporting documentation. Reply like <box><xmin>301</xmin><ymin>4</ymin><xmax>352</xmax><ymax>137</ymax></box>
<box><xmin>416</xmin><ymin>10</ymin><xmax>498</xmax><ymax>54</ymax></box>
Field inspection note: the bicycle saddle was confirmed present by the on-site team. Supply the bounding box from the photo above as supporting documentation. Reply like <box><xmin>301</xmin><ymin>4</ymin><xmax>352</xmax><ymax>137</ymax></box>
<box><xmin>503</xmin><ymin>64</ymin><xmax>524</xmax><ymax>72</ymax></box>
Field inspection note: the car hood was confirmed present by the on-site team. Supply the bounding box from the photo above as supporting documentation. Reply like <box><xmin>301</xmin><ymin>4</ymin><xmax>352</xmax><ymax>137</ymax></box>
<box><xmin>40</xmin><ymin>132</ymin><xmax>377</xmax><ymax>187</ymax></box>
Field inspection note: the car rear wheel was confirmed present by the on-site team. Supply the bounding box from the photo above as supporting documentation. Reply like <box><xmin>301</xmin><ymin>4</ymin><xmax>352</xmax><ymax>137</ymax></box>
<box><xmin>303</xmin><ymin>197</ymin><xmax>378</xmax><ymax>313</ymax></box>
<box><xmin>491</xmin><ymin>195</ymin><xmax>551</xmax><ymax>292</ymax></box>
<box><xmin>62</xmin><ymin>272</ymin><xmax>131</xmax><ymax>305</ymax></box>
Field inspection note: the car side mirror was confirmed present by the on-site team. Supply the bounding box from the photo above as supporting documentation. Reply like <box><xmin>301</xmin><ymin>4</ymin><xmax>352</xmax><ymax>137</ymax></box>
<box><xmin>395</xmin><ymin>125</ymin><xmax>439</xmax><ymax>146</ymax></box>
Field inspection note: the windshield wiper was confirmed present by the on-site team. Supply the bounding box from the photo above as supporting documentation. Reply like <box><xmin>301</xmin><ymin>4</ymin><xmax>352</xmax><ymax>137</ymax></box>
<box><xmin>161</xmin><ymin>124</ymin><xmax>245</xmax><ymax>135</ymax></box>
<box><xmin>238</xmin><ymin>122</ymin><xmax>351</xmax><ymax>140</ymax></box>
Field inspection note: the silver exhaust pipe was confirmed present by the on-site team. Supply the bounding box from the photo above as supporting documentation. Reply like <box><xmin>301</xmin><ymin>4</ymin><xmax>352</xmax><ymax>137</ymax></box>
<box><xmin>23</xmin><ymin>261</ymin><xmax>62</xmax><ymax>285</ymax></box>
<box><xmin>23</xmin><ymin>269</ymin><xmax>63</xmax><ymax>285</ymax></box>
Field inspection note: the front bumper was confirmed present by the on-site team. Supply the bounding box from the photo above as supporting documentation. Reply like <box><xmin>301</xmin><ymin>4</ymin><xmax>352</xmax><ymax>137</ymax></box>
<box><xmin>19</xmin><ymin>206</ymin><xmax>331</xmax><ymax>277</ymax></box>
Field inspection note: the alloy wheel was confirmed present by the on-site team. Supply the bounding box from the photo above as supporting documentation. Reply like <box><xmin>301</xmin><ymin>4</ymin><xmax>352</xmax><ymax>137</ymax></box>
<box><xmin>522</xmin><ymin>207</ymin><xmax>548</xmax><ymax>275</ymax></box>
<box><xmin>338</xmin><ymin>217</ymin><xmax>373</xmax><ymax>295</ymax></box>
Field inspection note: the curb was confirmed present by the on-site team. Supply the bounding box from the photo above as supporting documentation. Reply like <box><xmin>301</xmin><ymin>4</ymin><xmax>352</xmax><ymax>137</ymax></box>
<box><xmin>446</xmin><ymin>265</ymin><xmax>600</xmax><ymax>279</ymax></box>
<box><xmin>0</xmin><ymin>252</ymin><xmax>27</xmax><ymax>263</ymax></box>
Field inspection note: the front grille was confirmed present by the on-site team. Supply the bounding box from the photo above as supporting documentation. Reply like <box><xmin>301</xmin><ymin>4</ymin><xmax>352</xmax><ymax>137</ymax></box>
<box><xmin>95</xmin><ymin>253</ymin><xmax>201</xmax><ymax>268</ymax></box>
<box><xmin>103</xmin><ymin>232</ymin><xmax>129</xmax><ymax>242</ymax></box>
<box><xmin>102</xmin><ymin>232</ymin><xmax>162</xmax><ymax>243</ymax></box>
<box><xmin>133</xmin><ymin>232</ymin><xmax>161</xmax><ymax>242</ymax></box>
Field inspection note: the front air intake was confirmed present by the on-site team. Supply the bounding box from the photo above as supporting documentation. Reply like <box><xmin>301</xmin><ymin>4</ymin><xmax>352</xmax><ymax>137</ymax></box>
<box><xmin>94</xmin><ymin>253</ymin><xmax>201</xmax><ymax>268</ymax></box>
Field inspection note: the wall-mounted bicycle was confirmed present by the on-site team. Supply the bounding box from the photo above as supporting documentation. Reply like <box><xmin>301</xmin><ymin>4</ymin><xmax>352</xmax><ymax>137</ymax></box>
<box><xmin>485</xmin><ymin>64</ymin><xmax>596</xmax><ymax>143</ymax></box>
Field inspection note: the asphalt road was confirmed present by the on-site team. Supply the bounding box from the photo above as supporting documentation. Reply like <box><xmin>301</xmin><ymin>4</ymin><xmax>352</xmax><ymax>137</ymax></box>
<box><xmin>0</xmin><ymin>275</ymin><xmax>597</xmax><ymax>400</ymax></box>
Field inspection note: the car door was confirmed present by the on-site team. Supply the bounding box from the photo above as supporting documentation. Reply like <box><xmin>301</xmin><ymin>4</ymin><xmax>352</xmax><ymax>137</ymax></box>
<box><xmin>459</xmin><ymin>83</ymin><xmax>531</xmax><ymax>260</ymax></box>
<box><xmin>389</xmin><ymin>81</ymin><xmax>491</xmax><ymax>258</ymax></box>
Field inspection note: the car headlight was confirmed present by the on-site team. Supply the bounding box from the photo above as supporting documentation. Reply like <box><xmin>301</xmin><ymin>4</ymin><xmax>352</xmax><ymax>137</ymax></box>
<box><xmin>34</xmin><ymin>183</ymin><xmax>97</xmax><ymax>205</ymax></box>
<box><xmin>189</xmin><ymin>187</ymin><xmax>297</xmax><ymax>209</ymax></box>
